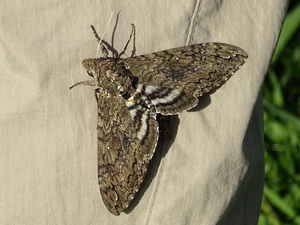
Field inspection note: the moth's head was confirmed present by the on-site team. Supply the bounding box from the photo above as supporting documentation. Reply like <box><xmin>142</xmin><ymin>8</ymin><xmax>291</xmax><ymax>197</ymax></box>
<box><xmin>69</xmin><ymin>58</ymin><xmax>101</xmax><ymax>89</ymax></box>
<box><xmin>82</xmin><ymin>58</ymin><xmax>102</xmax><ymax>71</ymax></box>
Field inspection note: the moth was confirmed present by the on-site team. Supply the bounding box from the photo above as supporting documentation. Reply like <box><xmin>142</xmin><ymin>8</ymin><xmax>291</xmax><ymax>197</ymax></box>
<box><xmin>70</xmin><ymin>24</ymin><xmax>248</xmax><ymax>215</ymax></box>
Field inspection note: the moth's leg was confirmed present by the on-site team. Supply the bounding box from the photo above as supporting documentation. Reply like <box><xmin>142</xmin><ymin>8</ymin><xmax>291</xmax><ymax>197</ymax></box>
<box><xmin>69</xmin><ymin>80</ymin><xmax>96</xmax><ymax>89</ymax></box>
<box><xmin>157</xmin><ymin>114</ymin><xmax>172</xmax><ymax>140</ymax></box>
<box><xmin>90</xmin><ymin>25</ymin><xmax>109</xmax><ymax>58</ymax></box>
<box><xmin>119</xmin><ymin>24</ymin><xmax>135</xmax><ymax>58</ymax></box>
<box><xmin>94</xmin><ymin>88</ymin><xmax>100</xmax><ymax>102</ymax></box>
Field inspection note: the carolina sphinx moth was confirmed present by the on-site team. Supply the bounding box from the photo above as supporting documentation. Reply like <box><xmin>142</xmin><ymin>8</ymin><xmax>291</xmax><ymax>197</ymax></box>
<box><xmin>70</xmin><ymin>24</ymin><xmax>248</xmax><ymax>215</ymax></box>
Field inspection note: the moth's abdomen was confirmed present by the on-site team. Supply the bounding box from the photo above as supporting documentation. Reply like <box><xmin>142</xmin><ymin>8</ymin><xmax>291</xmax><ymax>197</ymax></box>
<box><xmin>127</xmin><ymin>84</ymin><xmax>199</xmax><ymax>115</ymax></box>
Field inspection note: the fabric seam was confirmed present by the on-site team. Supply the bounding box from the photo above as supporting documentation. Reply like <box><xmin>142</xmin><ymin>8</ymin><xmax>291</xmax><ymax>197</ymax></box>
<box><xmin>145</xmin><ymin>1</ymin><xmax>202</xmax><ymax>223</ymax></box>
<box><xmin>186</xmin><ymin>0</ymin><xmax>202</xmax><ymax>45</ymax></box>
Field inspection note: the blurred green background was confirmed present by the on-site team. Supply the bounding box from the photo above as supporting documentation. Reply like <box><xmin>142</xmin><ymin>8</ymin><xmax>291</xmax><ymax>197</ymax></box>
<box><xmin>258</xmin><ymin>1</ymin><xmax>300</xmax><ymax>224</ymax></box>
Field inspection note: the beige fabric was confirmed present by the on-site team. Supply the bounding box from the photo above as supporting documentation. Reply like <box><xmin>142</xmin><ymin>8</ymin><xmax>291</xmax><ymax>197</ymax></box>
<box><xmin>0</xmin><ymin>1</ymin><xmax>288</xmax><ymax>224</ymax></box>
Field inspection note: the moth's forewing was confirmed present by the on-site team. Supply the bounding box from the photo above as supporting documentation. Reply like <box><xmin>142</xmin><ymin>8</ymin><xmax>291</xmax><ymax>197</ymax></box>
<box><xmin>124</xmin><ymin>43</ymin><xmax>248</xmax><ymax>97</ymax></box>
<box><xmin>96</xmin><ymin>93</ymin><xmax>159</xmax><ymax>215</ymax></box>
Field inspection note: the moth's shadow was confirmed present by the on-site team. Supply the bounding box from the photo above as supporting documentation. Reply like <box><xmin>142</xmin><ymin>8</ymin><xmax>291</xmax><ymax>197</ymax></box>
<box><xmin>189</xmin><ymin>93</ymin><xmax>212</xmax><ymax>112</ymax></box>
<box><xmin>124</xmin><ymin>95</ymin><xmax>212</xmax><ymax>214</ymax></box>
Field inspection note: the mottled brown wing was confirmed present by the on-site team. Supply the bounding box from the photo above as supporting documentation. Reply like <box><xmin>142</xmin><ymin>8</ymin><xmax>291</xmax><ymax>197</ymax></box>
<box><xmin>124</xmin><ymin>43</ymin><xmax>248</xmax><ymax>98</ymax></box>
<box><xmin>97</xmin><ymin>93</ymin><xmax>159</xmax><ymax>215</ymax></box>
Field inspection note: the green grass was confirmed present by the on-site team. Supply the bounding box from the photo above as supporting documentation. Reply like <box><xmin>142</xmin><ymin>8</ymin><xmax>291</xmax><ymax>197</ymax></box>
<box><xmin>259</xmin><ymin>1</ymin><xmax>300</xmax><ymax>224</ymax></box>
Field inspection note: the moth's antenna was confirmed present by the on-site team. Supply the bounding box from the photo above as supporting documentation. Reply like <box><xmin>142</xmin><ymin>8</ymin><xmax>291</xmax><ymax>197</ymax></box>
<box><xmin>95</xmin><ymin>11</ymin><xmax>114</xmax><ymax>58</ymax></box>
<box><xmin>119</xmin><ymin>24</ymin><xmax>135</xmax><ymax>58</ymax></box>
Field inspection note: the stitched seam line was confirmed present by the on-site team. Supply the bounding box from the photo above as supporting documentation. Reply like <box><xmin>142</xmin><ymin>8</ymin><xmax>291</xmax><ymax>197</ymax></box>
<box><xmin>186</xmin><ymin>0</ymin><xmax>202</xmax><ymax>45</ymax></box>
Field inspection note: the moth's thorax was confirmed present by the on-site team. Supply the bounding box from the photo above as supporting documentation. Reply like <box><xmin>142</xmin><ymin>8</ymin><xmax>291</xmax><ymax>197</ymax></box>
<box><xmin>82</xmin><ymin>58</ymin><xmax>136</xmax><ymax>97</ymax></box>
<box><xmin>82</xmin><ymin>58</ymin><xmax>103</xmax><ymax>71</ymax></box>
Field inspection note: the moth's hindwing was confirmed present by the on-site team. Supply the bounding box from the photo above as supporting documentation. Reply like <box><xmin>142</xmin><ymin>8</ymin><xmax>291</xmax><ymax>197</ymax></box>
<box><xmin>97</xmin><ymin>93</ymin><xmax>158</xmax><ymax>215</ymax></box>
